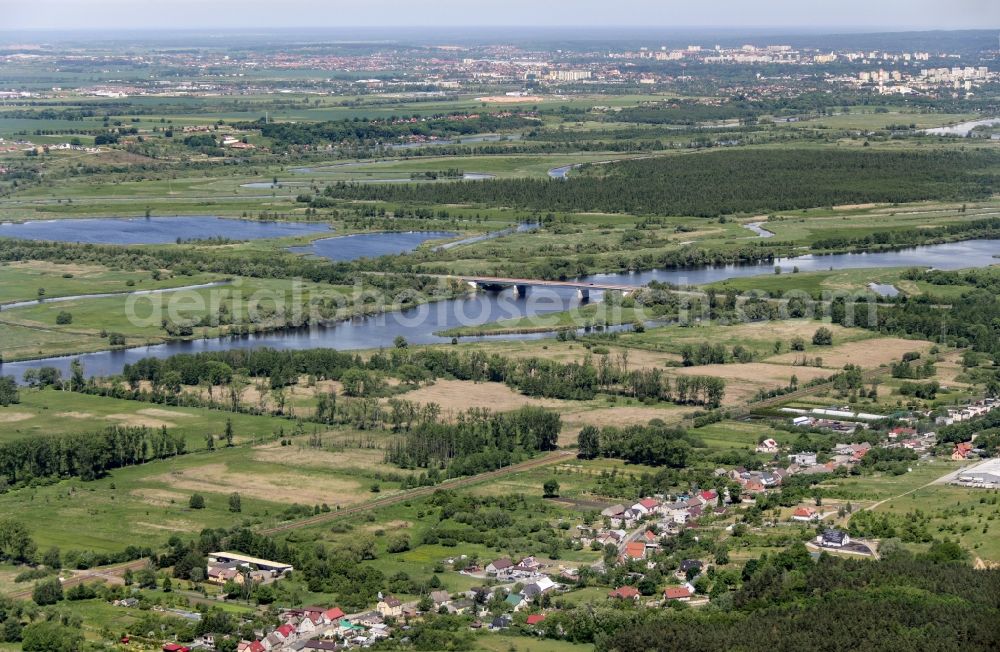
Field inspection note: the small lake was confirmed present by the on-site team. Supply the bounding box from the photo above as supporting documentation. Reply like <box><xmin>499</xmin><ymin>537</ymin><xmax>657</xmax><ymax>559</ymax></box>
<box><xmin>289</xmin><ymin>231</ymin><xmax>457</xmax><ymax>261</ymax></box>
<box><xmin>435</xmin><ymin>222</ymin><xmax>538</xmax><ymax>250</ymax></box>
<box><xmin>923</xmin><ymin>117</ymin><xmax>1000</xmax><ymax>137</ymax></box>
<box><xmin>0</xmin><ymin>216</ymin><xmax>331</xmax><ymax>245</ymax></box>
<box><xmin>868</xmin><ymin>283</ymin><xmax>901</xmax><ymax>298</ymax></box>
<box><xmin>744</xmin><ymin>222</ymin><xmax>775</xmax><ymax>238</ymax></box>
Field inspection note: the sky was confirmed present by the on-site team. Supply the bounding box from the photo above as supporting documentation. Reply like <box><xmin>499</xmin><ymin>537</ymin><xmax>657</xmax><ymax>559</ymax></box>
<box><xmin>2</xmin><ymin>0</ymin><xmax>999</xmax><ymax>31</ymax></box>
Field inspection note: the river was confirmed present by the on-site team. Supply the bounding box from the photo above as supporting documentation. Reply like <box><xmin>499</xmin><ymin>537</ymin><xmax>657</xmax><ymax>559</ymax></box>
<box><xmin>3</xmin><ymin>238</ymin><xmax>996</xmax><ymax>382</ymax></box>
<box><xmin>922</xmin><ymin>117</ymin><xmax>1000</xmax><ymax>137</ymax></box>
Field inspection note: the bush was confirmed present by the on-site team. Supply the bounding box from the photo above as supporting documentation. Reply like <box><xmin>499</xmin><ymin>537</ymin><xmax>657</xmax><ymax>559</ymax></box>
<box><xmin>812</xmin><ymin>327</ymin><xmax>833</xmax><ymax>346</ymax></box>
<box><xmin>387</xmin><ymin>534</ymin><xmax>411</xmax><ymax>553</ymax></box>
<box><xmin>189</xmin><ymin>494</ymin><xmax>206</xmax><ymax>509</ymax></box>
<box><xmin>55</xmin><ymin>311</ymin><xmax>72</xmax><ymax>325</ymax></box>
<box><xmin>21</xmin><ymin>621</ymin><xmax>83</xmax><ymax>652</ymax></box>
<box><xmin>31</xmin><ymin>577</ymin><xmax>63</xmax><ymax>605</ymax></box>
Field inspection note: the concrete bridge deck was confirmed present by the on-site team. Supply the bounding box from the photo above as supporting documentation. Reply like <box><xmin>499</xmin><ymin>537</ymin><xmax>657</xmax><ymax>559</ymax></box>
<box><xmin>459</xmin><ymin>275</ymin><xmax>638</xmax><ymax>297</ymax></box>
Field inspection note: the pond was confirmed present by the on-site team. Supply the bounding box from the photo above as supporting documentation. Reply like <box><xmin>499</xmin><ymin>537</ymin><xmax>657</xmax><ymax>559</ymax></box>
<box><xmin>0</xmin><ymin>216</ymin><xmax>331</xmax><ymax>245</ymax></box>
<box><xmin>868</xmin><ymin>283</ymin><xmax>901</xmax><ymax>298</ymax></box>
<box><xmin>289</xmin><ymin>231</ymin><xmax>457</xmax><ymax>261</ymax></box>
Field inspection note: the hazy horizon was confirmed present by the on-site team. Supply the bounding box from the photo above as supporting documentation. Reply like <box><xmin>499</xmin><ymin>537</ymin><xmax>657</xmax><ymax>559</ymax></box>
<box><xmin>4</xmin><ymin>0</ymin><xmax>999</xmax><ymax>32</ymax></box>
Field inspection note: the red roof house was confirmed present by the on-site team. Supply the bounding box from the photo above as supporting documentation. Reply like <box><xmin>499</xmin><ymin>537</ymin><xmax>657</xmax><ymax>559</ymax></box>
<box><xmin>623</xmin><ymin>541</ymin><xmax>646</xmax><ymax>560</ymax></box>
<box><xmin>525</xmin><ymin>614</ymin><xmax>547</xmax><ymax>626</ymax></box>
<box><xmin>792</xmin><ymin>506</ymin><xmax>818</xmax><ymax>521</ymax></box>
<box><xmin>608</xmin><ymin>586</ymin><xmax>640</xmax><ymax>600</ymax></box>
<box><xmin>664</xmin><ymin>586</ymin><xmax>693</xmax><ymax>601</ymax></box>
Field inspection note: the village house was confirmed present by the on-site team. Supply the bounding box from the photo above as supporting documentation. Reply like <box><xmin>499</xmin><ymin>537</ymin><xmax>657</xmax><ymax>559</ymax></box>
<box><xmin>678</xmin><ymin>560</ymin><xmax>703</xmax><ymax>577</ymax></box>
<box><xmin>953</xmin><ymin>442</ymin><xmax>974</xmax><ymax>461</ymax></box>
<box><xmin>490</xmin><ymin>614</ymin><xmax>513</xmax><ymax>630</ymax></box>
<box><xmin>522</xmin><ymin>576</ymin><xmax>558</xmax><ymax>599</ymax></box>
<box><xmin>485</xmin><ymin>557</ymin><xmax>515</xmax><ymax>579</ymax></box>
<box><xmin>429</xmin><ymin>590</ymin><xmax>452</xmax><ymax>608</ymax></box>
<box><xmin>632</xmin><ymin>498</ymin><xmax>660</xmax><ymax>515</ymax></box>
<box><xmin>525</xmin><ymin>613</ymin><xmax>547</xmax><ymax>627</ymax></box>
<box><xmin>301</xmin><ymin>640</ymin><xmax>339</xmax><ymax>651</ymax></box>
<box><xmin>622</xmin><ymin>541</ymin><xmax>646</xmax><ymax>562</ymax></box>
<box><xmin>608</xmin><ymin>586</ymin><xmax>641</xmax><ymax>601</ymax></box>
<box><xmin>663</xmin><ymin>585</ymin><xmax>694</xmax><ymax>602</ymax></box>
<box><xmin>756</xmin><ymin>438</ymin><xmax>780</xmax><ymax>454</ymax></box>
<box><xmin>377</xmin><ymin>596</ymin><xmax>403</xmax><ymax>618</ymax></box>
<box><xmin>505</xmin><ymin>592</ymin><xmax>527</xmax><ymax>611</ymax></box>
<box><xmin>354</xmin><ymin>611</ymin><xmax>384</xmax><ymax>628</ymax></box>
<box><xmin>792</xmin><ymin>506</ymin><xmax>819</xmax><ymax>522</ymax></box>
<box><xmin>512</xmin><ymin>556</ymin><xmax>542</xmax><ymax>574</ymax></box>
<box><xmin>789</xmin><ymin>452</ymin><xmax>818</xmax><ymax>466</ymax></box>
<box><xmin>817</xmin><ymin>528</ymin><xmax>851</xmax><ymax>548</ymax></box>
<box><xmin>662</xmin><ymin>501</ymin><xmax>690</xmax><ymax>524</ymax></box>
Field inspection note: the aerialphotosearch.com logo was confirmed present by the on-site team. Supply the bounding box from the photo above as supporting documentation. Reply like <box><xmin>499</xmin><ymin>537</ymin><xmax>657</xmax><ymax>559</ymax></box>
<box><xmin>122</xmin><ymin>276</ymin><xmax>885</xmax><ymax>336</ymax></box>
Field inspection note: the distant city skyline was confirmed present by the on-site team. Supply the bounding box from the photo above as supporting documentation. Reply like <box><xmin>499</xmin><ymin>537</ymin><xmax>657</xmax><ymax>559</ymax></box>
<box><xmin>4</xmin><ymin>0</ymin><xmax>999</xmax><ymax>32</ymax></box>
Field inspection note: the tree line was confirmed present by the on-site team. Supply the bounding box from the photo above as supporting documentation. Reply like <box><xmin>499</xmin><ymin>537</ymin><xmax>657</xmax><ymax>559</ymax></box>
<box><xmin>0</xmin><ymin>426</ymin><xmax>185</xmax><ymax>486</ymax></box>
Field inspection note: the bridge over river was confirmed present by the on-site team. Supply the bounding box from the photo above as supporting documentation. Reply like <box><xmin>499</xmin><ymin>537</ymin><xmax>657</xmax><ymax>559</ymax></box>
<box><xmin>459</xmin><ymin>275</ymin><xmax>638</xmax><ymax>299</ymax></box>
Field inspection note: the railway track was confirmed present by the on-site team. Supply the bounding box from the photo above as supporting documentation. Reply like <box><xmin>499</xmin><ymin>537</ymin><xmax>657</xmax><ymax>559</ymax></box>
<box><xmin>260</xmin><ymin>449</ymin><xmax>575</xmax><ymax>534</ymax></box>
<box><xmin>736</xmin><ymin>366</ymin><xmax>886</xmax><ymax>416</ymax></box>
<box><xmin>7</xmin><ymin>558</ymin><xmax>150</xmax><ymax>600</ymax></box>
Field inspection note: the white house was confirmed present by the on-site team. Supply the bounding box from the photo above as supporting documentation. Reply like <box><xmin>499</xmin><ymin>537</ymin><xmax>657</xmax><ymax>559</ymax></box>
<box><xmin>817</xmin><ymin>529</ymin><xmax>851</xmax><ymax>548</ymax></box>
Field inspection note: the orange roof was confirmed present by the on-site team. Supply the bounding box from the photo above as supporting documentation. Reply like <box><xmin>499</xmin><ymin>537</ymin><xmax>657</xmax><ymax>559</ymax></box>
<box><xmin>664</xmin><ymin>586</ymin><xmax>692</xmax><ymax>599</ymax></box>
<box><xmin>793</xmin><ymin>507</ymin><xmax>815</xmax><ymax>517</ymax></box>
<box><xmin>608</xmin><ymin>586</ymin><xmax>640</xmax><ymax>599</ymax></box>
<box><xmin>624</xmin><ymin>542</ymin><xmax>646</xmax><ymax>559</ymax></box>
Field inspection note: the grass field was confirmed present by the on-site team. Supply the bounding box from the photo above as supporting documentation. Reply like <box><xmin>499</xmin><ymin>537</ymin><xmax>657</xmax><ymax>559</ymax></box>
<box><xmin>0</xmin><ymin>428</ymin><xmax>417</xmax><ymax>552</ymax></box>
<box><xmin>0</xmin><ymin>388</ymin><xmax>293</xmax><ymax>449</ymax></box>
<box><xmin>0</xmin><ymin>261</ymin><xmax>223</xmax><ymax>305</ymax></box>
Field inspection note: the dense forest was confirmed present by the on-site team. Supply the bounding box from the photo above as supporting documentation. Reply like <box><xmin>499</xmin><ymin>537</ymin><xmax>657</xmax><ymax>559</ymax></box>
<box><xmin>577</xmin><ymin>423</ymin><xmax>704</xmax><ymax>467</ymax></box>
<box><xmin>0</xmin><ymin>426</ymin><xmax>185</xmax><ymax>485</ymax></box>
<box><xmin>541</xmin><ymin>544</ymin><xmax>1000</xmax><ymax>651</ymax></box>
<box><xmin>319</xmin><ymin>149</ymin><xmax>999</xmax><ymax>216</ymax></box>
<box><xmin>240</xmin><ymin>113</ymin><xmax>537</xmax><ymax>147</ymax></box>
<box><xmin>384</xmin><ymin>406</ymin><xmax>560</xmax><ymax>474</ymax></box>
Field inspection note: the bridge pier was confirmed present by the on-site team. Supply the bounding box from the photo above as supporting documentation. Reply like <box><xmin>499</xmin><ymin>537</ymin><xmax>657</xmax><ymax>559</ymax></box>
<box><xmin>515</xmin><ymin>284</ymin><xmax>529</xmax><ymax>297</ymax></box>
<box><xmin>577</xmin><ymin>288</ymin><xmax>590</xmax><ymax>301</ymax></box>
